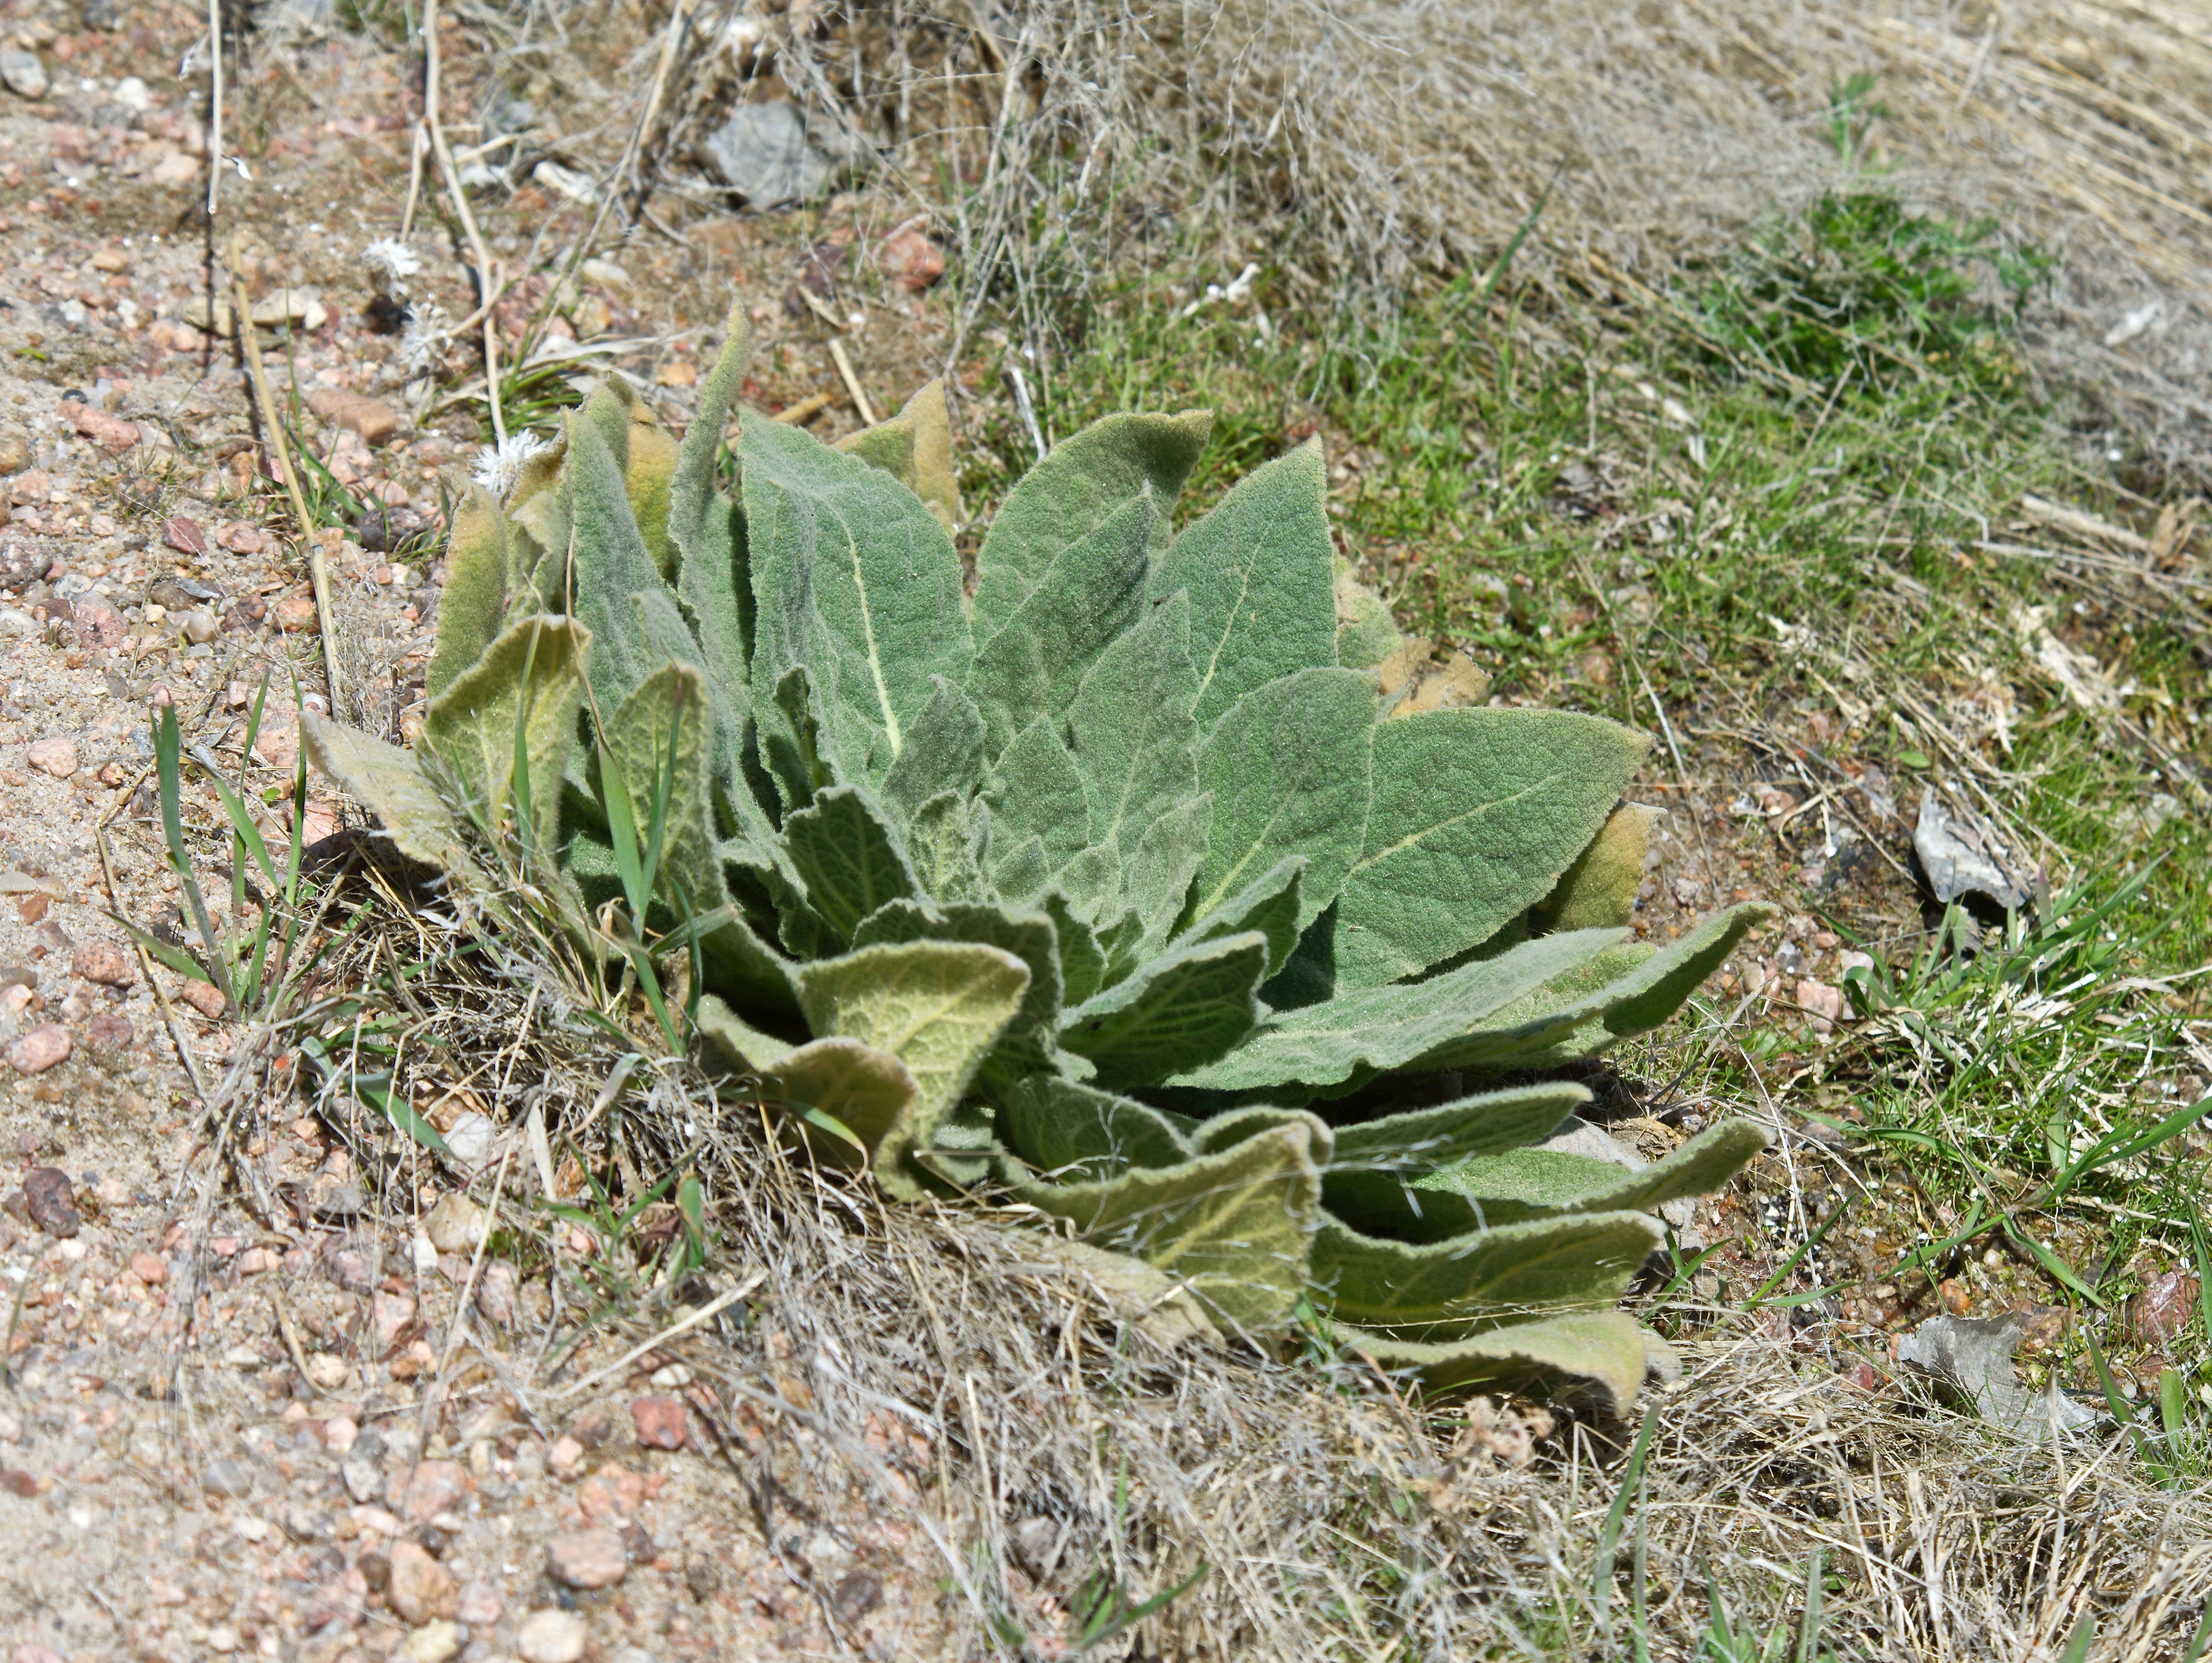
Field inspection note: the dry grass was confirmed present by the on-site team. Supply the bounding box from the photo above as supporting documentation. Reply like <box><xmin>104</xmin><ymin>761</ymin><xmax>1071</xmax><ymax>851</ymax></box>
<box><xmin>241</xmin><ymin>872</ymin><xmax>2212</xmax><ymax>1661</ymax></box>
<box><xmin>602</xmin><ymin>0</ymin><xmax>2212</xmax><ymax>476</ymax></box>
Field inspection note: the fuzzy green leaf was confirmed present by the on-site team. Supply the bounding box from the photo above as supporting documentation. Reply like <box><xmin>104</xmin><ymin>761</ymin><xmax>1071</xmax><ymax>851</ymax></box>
<box><xmin>905</xmin><ymin>790</ymin><xmax>988</xmax><ymax>903</ymax></box>
<box><xmin>1333</xmin><ymin>560</ymin><xmax>1402</xmax><ymax>670</ymax></box>
<box><xmin>1309</xmin><ymin>1210</ymin><xmax>1661</xmax><ymax>1340</ymax></box>
<box><xmin>880</xmin><ymin>677</ymin><xmax>987</xmax><ymax>824</ymax></box>
<box><xmin>421</xmin><ymin>615</ymin><xmax>588</xmax><ymax>856</ymax></box>
<box><xmin>1045</xmin><ymin>892</ymin><xmax>1106</xmax><ymax>1007</ymax></box>
<box><xmin>1190</xmin><ymin>667</ymin><xmax>1374</xmax><ymax>934</ymax></box>
<box><xmin>1453</xmin><ymin>901</ymin><xmax>1776</xmax><ymax>1071</ymax></box>
<box><xmin>971</xmin><ymin>410</ymin><xmax>1211</xmax><ymax>642</ymax></box>
<box><xmin>781</xmin><ymin>785</ymin><xmax>920</xmax><ymax>942</ymax></box>
<box><xmin>600</xmin><ymin>663</ymin><xmax>723</xmax><ymax>917</ymax></box>
<box><xmin>300</xmin><ymin>715</ymin><xmax>478</xmax><ymax>880</ymax></box>
<box><xmin>1122</xmin><ymin>793</ymin><xmax>1213</xmax><ymax>954</ymax></box>
<box><xmin>671</xmin><ymin>312</ymin><xmax>756</xmax><ymax>719</ymax></box>
<box><xmin>1149</xmin><ymin>439</ymin><xmax>1337</xmax><ymax>728</ymax></box>
<box><xmin>1189</xmin><ymin>1105</ymin><xmax>1333</xmax><ymax>1164</ymax></box>
<box><xmin>1342</xmin><ymin>1311</ymin><xmax>1653</xmax><ymax>1414</ymax></box>
<box><xmin>1181</xmin><ymin>857</ymin><xmax>1303</xmax><ymax>977</ymax></box>
<box><xmin>835</xmin><ymin>377</ymin><xmax>961</xmax><ymax>535</ymax></box>
<box><xmin>851</xmin><ymin>898</ymin><xmax>1062</xmax><ymax>1081</ymax></box>
<box><xmin>1004</xmin><ymin>1118</ymin><xmax>1322</xmax><ymax>1333</ymax></box>
<box><xmin>759</xmin><ymin>1037</ymin><xmax>919</xmax><ymax>1171</ymax></box>
<box><xmin>568</xmin><ymin>412</ymin><xmax>702</xmax><ymax>720</ymax></box>
<box><xmin>1062</xmin><ymin>929</ymin><xmax>1267</xmax><ymax>1090</ymax></box>
<box><xmin>426</xmin><ymin>485</ymin><xmax>508</xmax><ymax>702</ymax></box>
<box><xmin>1167</xmin><ymin>926</ymin><xmax>1622</xmax><ymax>1095</ymax></box>
<box><xmin>1426</xmin><ymin>1119</ymin><xmax>1768</xmax><ymax>1222</ymax></box>
<box><xmin>968</xmin><ymin>494</ymin><xmax>1154</xmax><ymax>757</ymax></box>
<box><xmin>1066</xmin><ymin>588</ymin><xmax>1200</xmax><ymax>855</ymax></box>
<box><xmin>794</xmin><ymin>941</ymin><xmax>1030</xmax><ymax>1195</ymax></box>
<box><xmin>756</xmin><ymin>664</ymin><xmax>839</xmax><ymax>814</ymax></box>
<box><xmin>998</xmin><ymin>1075</ymin><xmax>1191</xmax><ymax>1179</ymax></box>
<box><xmin>1330</xmin><ymin>1083</ymin><xmax>1594</xmax><ymax>1173</ymax></box>
<box><xmin>743</xmin><ymin>411</ymin><xmax>973</xmax><ymax>786</ymax></box>
<box><xmin>1332</xmin><ymin>709</ymin><xmax>1650</xmax><ymax>990</ymax></box>
<box><xmin>985</xmin><ymin>719</ymin><xmax>1093</xmax><ymax>898</ymax></box>
<box><xmin>695</xmin><ymin>993</ymin><xmax>799</xmax><ymax>1071</ymax></box>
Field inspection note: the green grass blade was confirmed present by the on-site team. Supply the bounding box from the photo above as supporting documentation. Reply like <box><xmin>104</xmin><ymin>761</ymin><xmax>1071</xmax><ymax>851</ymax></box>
<box><xmin>353</xmin><ymin>1071</ymin><xmax>453</xmax><ymax>1157</ymax></box>
<box><xmin>1594</xmin><ymin>1403</ymin><xmax>1658</xmax><ymax>1626</ymax></box>
<box><xmin>1796</xmin><ymin>1551</ymin><xmax>1824</xmax><ymax>1663</ymax></box>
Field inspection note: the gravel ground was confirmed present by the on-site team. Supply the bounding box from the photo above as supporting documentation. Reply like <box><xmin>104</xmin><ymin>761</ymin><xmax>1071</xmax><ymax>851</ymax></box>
<box><xmin>0</xmin><ymin>1</ymin><xmax>967</xmax><ymax>1657</ymax></box>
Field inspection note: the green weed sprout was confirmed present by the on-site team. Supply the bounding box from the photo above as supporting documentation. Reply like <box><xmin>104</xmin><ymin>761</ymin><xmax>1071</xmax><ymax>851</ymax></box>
<box><xmin>301</xmin><ymin>309</ymin><xmax>1773</xmax><ymax>1408</ymax></box>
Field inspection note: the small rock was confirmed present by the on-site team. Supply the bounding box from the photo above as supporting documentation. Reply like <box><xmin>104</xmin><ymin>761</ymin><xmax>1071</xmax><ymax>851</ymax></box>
<box><xmin>21</xmin><ymin>1167</ymin><xmax>78</xmax><ymax>1238</ymax></box>
<box><xmin>455</xmin><ymin>1580</ymin><xmax>503</xmax><ymax>1626</ymax></box>
<box><xmin>25</xmin><ymin>738</ymin><xmax>78</xmax><ymax>778</ymax></box>
<box><xmin>80</xmin><ymin>1011</ymin><xmax>133</xmax><ymax>1054</ymax></box>
<box><xmin>517</xmin><ymin>1608</ymin><xmax>589</xmax><ymax>1663</ymax></box>
<box><xmin>548</xmin><ymin>1527</ymin><xmax>628</xmax><ymax>1589</ymax></box>
<box><xmin>179</xmin><ymin>608</ymin><xmax>218</xmax><ymax>646</ymax></box>
<box><xmin>322</xmin><ymin>1416</ymin><xmax>358</xmax><ymax>1453</ymax></box>
<box><xmin>704</xmin><ymin>100</ymin><xmax>865</xmax><ymax>207</ymax></box>
<box><xmin>7</xmin><ymin>1024</ymin><xmax>71</xmax><ymax>1075</ymax></box>
<box><xmin>443</xmin><ymin>1111</ymin><xmax>495</xmax><ymax>1165</ymax></box>
<box><xmin>879</xmin><ymin>228</ymin><xmax>945</xmax><ymax>291</ymax></box>
<box><xmin>201</xmin><ymin>1458</ymin><xmax>255</xmax><ymax>1498</ymax></box>
<box><xmin>832</xmin><ymin>1566</ymin><xmax>883</xmax><ymax>1622</ymax></box>
<box><xmin>341</xmin><ymin>1429</ymin><xmax>386</xmax><ymax>1504</ymax></box>
<box><xmin>307</xmin><ymin>387</ymin><xmax>399</xmax><ymax>446</ymax></box>
<box><xmin>303</xmin><ymin>1354</ymin><xmax>350</xmax><ymax>1391</ymax></box>
<box><xmin>2130</xmin><ymin>1270</ymin><xmax>2199</xmax><ymax>1347</ymax></box>
<box><xmin>423</xmin><ymin>1193</ymin><xmax>488</xmax><ymax>1254</ymax></box>
<box><xmin>394</xmin><ymin>1458</ymin><xmax>468</xmax><ymax>1522</ymax></box>
<box><xmin>372</xmin><ymin>1291</ymin><xmax>418</xmax><ymax>1350</ymax></box>
<box><xmin>405</xmin><ymin>1620</ymin><xmax>462</xmax><ymax>1663</ymax></box>
<box><xmin>1939</xmin><ymin>1278</ymin><xmax>1971</xmax><ymax>1316</ymax></box>
<box><xmin>162</xmin><ymin>517</ymin><xmax>208</xmax><ymax>555</ymax></box>
<box><xmin>385</xmin><ymin>1539</ymin><xmax>460</xmax><ymax>1624</ymax></box>
<box><xmin>0</xmin><ymin>48</ymin><xmax>48</xmax><ymax>100</ymax></box>
<box><xmin>72</xmin><ymin>941</ymin><xmax>136</xmax><ymax>987</ymax></box>
<box><xmin>475</xmin><ymin>1260</ymin><xmax>518</xmax><ymax>1328</ymax></box>
<box><xmin>72</xmin><ymin>597</ymin><xmax>126</xmax><ymax>649</ymax></box>
<box><xmin>273</xmin><ymin>594</ymin><xmax>320</xmax><ymax>633</ymax></box>
<box><xmin>64</xmin><ymin>402</ymin><xmax>142</xmax><ymax>455</ymax></box>
<box><xmin>130</xmin><ymin>1250</ymin><xmax>168</xmax><ymax>1285</ymax></box>
<box><xmin>236</xmin><ymin>1245</ymin><xmax>280</xmax><ymax>1275</ymax></box>
<box><xmin>1796</xmin><ymin>976</ymin><xmax>1845</xmax><ymax>1035</ymax></box>
<box><xmin>0</xmin><ymin>1411</ymin><xmax>21</xmax><ymax>1444</ymax></box>
<box><xmin>178</xmin><ymin>979</ymin><xmax>227</xmax><ymax>1019</ymax></box>
<box><xmin>631</xmin><ymin>1395</ymin><xmax>687</xmax><ymax>1452</ymax></box>
<box><xmin>0</xmin><ymin>426</ymin><xmax>28</xmax><ymax>477</ymax></box>
<box><xmin>548</xmin><ymin>1434</ymin><xmax>584</xmax><ymax>1476</ymax></box>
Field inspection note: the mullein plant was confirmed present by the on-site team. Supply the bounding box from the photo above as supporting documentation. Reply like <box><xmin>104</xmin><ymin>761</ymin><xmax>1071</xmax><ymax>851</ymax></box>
<box><xmin>304</xmin><ymin>307</ymin><xmax>1772</xmax><ymax>1408</ymax></box>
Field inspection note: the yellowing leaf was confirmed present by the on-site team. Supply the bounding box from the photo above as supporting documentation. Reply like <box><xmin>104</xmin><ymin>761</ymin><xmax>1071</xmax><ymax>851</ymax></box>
<box><xmin>1005</xmin><ymin>1119</ymin><xmax>1322</xmax><ymax>1333</ymax></box>
<box><xmin>795</xmin><ymin>941</ymin><xmax>1030</xmax><ymax>1195</ymax></box>
<box><xmin>1529</xmin><ymin>803</ymin><xmax>1662</xmax><ymax>933</ymax></box>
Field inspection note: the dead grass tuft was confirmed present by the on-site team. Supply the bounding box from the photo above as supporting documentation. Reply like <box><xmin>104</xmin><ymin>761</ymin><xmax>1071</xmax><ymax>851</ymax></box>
<box><xmin>249</xmin><ymin>872</ymin><xmax>2212</xmax><ymax>1659</ymax></box>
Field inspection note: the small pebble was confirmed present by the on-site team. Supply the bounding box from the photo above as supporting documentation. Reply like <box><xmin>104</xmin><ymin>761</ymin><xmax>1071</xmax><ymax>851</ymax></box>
<box><xmin>631</xmin><ymin>1395</ymin><xmax>688</xmax><ymax>1451</ymax></box>
<box><xmin>547</xmin><ymin>1526</ymin><xmax>628</xmax><ymax>1589</ymax></box>
<box><xmin>6</xmin><ymin>1024</ymin><xmax>71</xmax><ymax>1075</ymax></box>
<box><xmin>24</xmin><ymin>738</ymin><xmax>76</xmax><ymax>778</ymax></box>
<box><xmin>406</xmin><ymin>1620</ymin><xmax>463</xmax><ymax>1663</ymax></box>
<box><xmin>516</xmin><ymin>1608</ymin><xmax>589</xmax><ymax>1663</ymax></box>
<box><xmin>201</xmin><ymin>1459</ymin><xmax>254</xmax><ymax>1498</ymax></box>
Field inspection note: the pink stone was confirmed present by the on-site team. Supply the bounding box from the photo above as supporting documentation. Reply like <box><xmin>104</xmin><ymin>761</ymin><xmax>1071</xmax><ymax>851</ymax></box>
<box><xmin>546</xmin><ymin>1527</ymin><xmax>627</xmax><ymax>1590</ymax></box>
<box><xmin>394</xmin><ymin>1458</ymin><xmax>467</xmax><ymax>1523</ymax></box>
<box><xmin>24</xmin><ymin>738</ymin><xmax>77</xmax><ymax>777</ymax></box>
<box><xmin>6</xmin><ymin>1023</ymin><xmax>70</xmax><ymax>1074</ymax></box>
<box><xmin>384</xmin><ymin>1540</ymin><xmax>458</xmax><ymax>1625</ymax></box>
<box><xmin>72</xmin><ymin>941</ymin><xmax>136</xmax><ymax>986</ymax></box>
<box><xmin>630</xmin><ymin>1394</ymin><xmax>687</xmax><ymax>1451</ymax></box>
